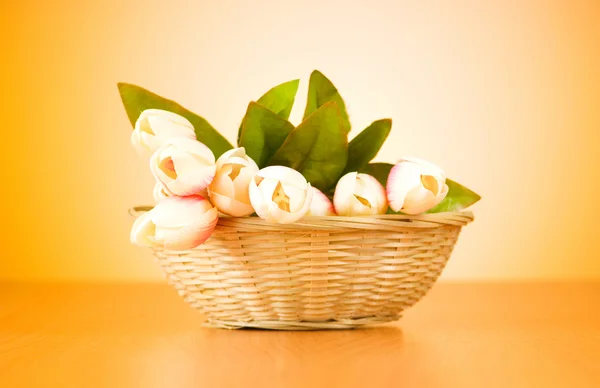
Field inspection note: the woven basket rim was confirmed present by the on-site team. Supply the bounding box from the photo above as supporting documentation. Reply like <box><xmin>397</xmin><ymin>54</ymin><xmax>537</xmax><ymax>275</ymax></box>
<box><xmin>131</xmin><ymin>205</ymin><xmax>473</xmax><ymax>231</ymax></box>
<box><xmin>215</xmin><ymin>211</ymin><xmax>473</xmax><ymax>231</ymax></box>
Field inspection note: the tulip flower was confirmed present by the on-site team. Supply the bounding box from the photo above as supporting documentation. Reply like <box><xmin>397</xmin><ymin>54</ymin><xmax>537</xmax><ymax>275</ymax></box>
<box><xmin>153</xmin><ymin>182</ymin><xmax>170</xmax><ymax>202</ymax></box>
<box><xmin>150</xmin><ymin>137</ymin><xmax>216</xmax><ymax>197</ymax></box>
<box><xmin>130</xmin><ymin>195</ymin><xmax>219</xmax><ymax>250</ymax></box>
<box><xmin>386</xmin><ymin>157</ymin><xmax>449</xmax><ymax>214</ymax></box>
<box><xmin>208</xmin><ymin>148</ymin><xmax>259</xmax><ymax>217</ymax></box>
<box><xmin>333</xmin><ymin>172</ymin><xmax>388</xmax><ymax>216</ymax></box>
<box><xmin>248</xmin><ymin>166</ymin><xmax>313</xmax><ymax>224</ymax></box>
<box><xmin>307</xmin><ymin>187</ymin><xmax>336</xmax><ymax>216</ymax></box>
<box><xmin>131</xmin><ymin>109</ymin><xmax>196</xmax><ymax>157</ymax></box>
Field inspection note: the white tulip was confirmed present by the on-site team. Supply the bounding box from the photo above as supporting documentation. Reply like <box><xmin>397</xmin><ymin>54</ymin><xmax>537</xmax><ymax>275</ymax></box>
<box><xmin>153</xmin><ymin>182</ymin><xmax>170</xmax><ymax>202</ymax></box>
<box><xmin>131</xmin><ymin>109</ymin><xmax>196</xmax><ymax>157</ymax></box>
<box><xmin>307</xmin><ymin>187</ymin><xmax>336</xmax><ymax>216</ymax></box>
<box><xmin>248</xmin><ymin>166</ymin><xmax>313</xmax><ymax>224</ymax></box>
<box><xmin>150</xmin><ymin>137</ymin><xmax>216</xmax><ymax>197</ymax></box>
<box><xmin>130</xmin><ymin>195</ymin><xmax>219</xmax><ymax>250</ymax></box>
<box><xmin>333</xmin><ymin>172</ymin><xmax>388</xmax><ymax>216</ymax></box>
<box><xmin>386</xmin><ymin>157</ymin><xmax>449</xmax><ymax>214</ymax></box>
<box><xmin>208</xmin><ymin>147</ymin><xmax>259</xmax><ymax>217</ymax></box>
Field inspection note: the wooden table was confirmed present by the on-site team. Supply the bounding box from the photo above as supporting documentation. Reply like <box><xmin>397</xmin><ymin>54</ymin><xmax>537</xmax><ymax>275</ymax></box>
<box><xmin>1</xmin><ymin>283</ymin><xmax>598</xmax><ymax>387</ymax></box>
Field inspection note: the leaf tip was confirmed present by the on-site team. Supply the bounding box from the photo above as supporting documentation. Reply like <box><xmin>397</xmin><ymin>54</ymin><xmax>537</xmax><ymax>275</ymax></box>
<box><xmin>310</xmin><ymin>69</ymin><xmax>330</xmax><ymax>83</ymax></box>
<box><xmin>117</xmin><ymin>82</ymin><xmax>132</xmax><ymax>92</ymax></box>
<box><xmin>378</xmin><ymin>118</ymin><xmax>393</xmax><ymax>127</ymax></box>
<box><xmin>117</xmin><ymin>82</ymin><xmax>142</xmax><ymax>99</ymax></box>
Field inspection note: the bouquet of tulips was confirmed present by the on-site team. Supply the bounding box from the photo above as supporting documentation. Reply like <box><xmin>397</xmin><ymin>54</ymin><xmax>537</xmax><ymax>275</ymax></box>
<box><xmin>124</xmin><ymin>71</ymin><xmax>480</xmax><ymax>251</ymax></box>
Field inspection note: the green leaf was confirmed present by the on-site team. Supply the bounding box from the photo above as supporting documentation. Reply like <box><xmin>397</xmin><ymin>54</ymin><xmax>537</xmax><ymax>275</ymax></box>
<box><xmin>303</xmin><ymin>70</ymin><xmax>351</xmax><ymax>134</ymax></box>
<box><xmin>239</xmin><ymin>102</ymin><xmax>295</xmax><ymax>168</ymax></box>
<box><xmin>117</xmin><ymin>83</ymin><xmax>233</xmax><ymax>158</ymax></box>
<box><xmin>268</xmin><ymin>101</ymin><xmax>348</xmax><ymax>191</ymax></box>
<box><xmin>237</xmin><ymin>79</ymin><xmax>299</xmax><ymax>145</ymax></box>
<box><xmin>344</xmin><ymin>119</ymin><xmax>392</xmax><ymax>173</ymax></box>
<box><xmin>427</xmin><ymin>179</ymin><xmax>481</xmax><ymax>213</ymax></box>
<box><xmin>358</xmin><ymin>163</ymin><xmax>394</xmax><ymax>187</ymax></box>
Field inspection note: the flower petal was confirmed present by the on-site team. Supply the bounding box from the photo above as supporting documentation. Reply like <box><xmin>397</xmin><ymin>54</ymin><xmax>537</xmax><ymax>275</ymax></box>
<box><xmin>209</xmin><ymin>164</ymin><xmax>235</xmax><ymax>197</ymax></box>
<box><xmin>130</xmin><ymin>211</ymin><xmax>156</xmax><ymax>247</ymax></box>
<box><xmin>165</xmin><ymin>137</ymin><xmax>215</xmax><ymax>165</ymax></box>
<box><xmin>232</xmin><ymin>163</ymin><xmax>258</xmax><ymax>204</ymax></box>
<box><xmin>158</xmin><ymin>208</ymin><xmax>219</xmax><ymax>250</ymax></box>
<box><xmin>146</xmin><ymin>139</ymin><xmax>217</xmax><ymax>197</ymax></box>
<box><xmin>135</xmin><ymin>114</ymin><xmax>155</xmax><ymax>135</ymax></box>
<box><xmin>255</xmin><ymin>166</ymin><xmax>308</xmax><ymax>190</ymax></box>
<box><xmin>355</xmin><ymin>173</ymin><xmax>388</xmax><ymax>214</ymax></box>
<box><xmin>333</xmin><ymin>172</ymin><xmax>358</xmax><ymax>216</ymax></box>
<box><xmin>429</xmin><ymin>183</ymin><xmax>449</xmax><ymax>210</ymax></box>
<box><xmin>132</xmin><ymin>110</ymin><xmax>196</xmax><ymax>158</ymax></box>
<box><xmin>168</xmin><ymin>149</ymin><xmax>216</xmax><ymax>195</ymax></box>
<box><xmin>210</xmin><ymin>192</ymin><xmax>254</xmax><ymax>217</ymax></box>
<box><xmin>130</xmin><ymin>129</ymin><xmax>152</xmax><ymax>157</ymax></box>
<box><xmin>266</xmin><ymin>185</ymin><xmax>312</xmax><ymax>224</ymax></box>
<box><xmin>387</xmin><ymin>157</ymin><xmax>448</xmax><ymax>214</ymax></box>
<box><xmin>151</xmin><ymin>196</ymin><xmax>213</xmax><ymax>228</ymax></box>
<box><xmin>399</xmin><ymin>184</ymin><xmax>437</xmax><ymax>214</ymax></box>
<box><xmin>215</xmin><ymin>147</ymin><xmax>252</xmax><ymax>170</ymax></box>
<box><xmin>307</xmin><ymin>187</ymin><xmax>336</xmax><ymax>216</ymax></box>
<box><xmin>153</xmin><ymin>182</ymin><xmax>169</xmax><ymax>202</ymax></box>
<box><xmin>140</xmin><ymin>131</ymin><xmax>162</xmax><ymax>154</ymax></box>
<box><xmin>266</xmin><ymin>204</ymin><xmax>301</xmax><ymax>224</ymax></box>
<box><xmin>249</xmin><ymin>177</ymin><xmax>271</xmax><ymax>219</ymax></box>
<box><xmin>280</xmin><ymin>183</ymin><xmax>306</xmax><ymax>213</ymax></box>
<box><xmin>148</xmin><ymin>116</ymin><xmax>195</xmax><ymax>141</ymax></box>
<box><xmin>139</xmin><ymin>109</ymin><xmax>194</xmax><ymax>128</ymax></box>
<box><xmin>386</xmin><ymin>162</ymin><xmax>421</xmax><ymax>212</ymax></box>
<box><xmin>250</xmin><ymin>166</ymin><xmax>311</xmax><ymax>223</ymax></box>
<box><xmin>149</xmin><ymin>148</ymin><xmax>172</xmax><ymax>186</ymax></box>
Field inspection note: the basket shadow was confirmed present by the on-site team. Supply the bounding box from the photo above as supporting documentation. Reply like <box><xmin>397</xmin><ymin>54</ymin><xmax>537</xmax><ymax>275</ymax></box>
<box><xmin>193</xmin><ymin>324</ymin><xmax>405</xmax><ymax>363</ymax></box>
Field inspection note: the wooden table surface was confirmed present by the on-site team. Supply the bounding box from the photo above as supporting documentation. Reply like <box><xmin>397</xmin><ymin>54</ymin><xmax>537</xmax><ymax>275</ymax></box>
<box><xmin>1</xmin><ymin>282</ymin><xmax>599</xmax><ymax>387</ymax></box>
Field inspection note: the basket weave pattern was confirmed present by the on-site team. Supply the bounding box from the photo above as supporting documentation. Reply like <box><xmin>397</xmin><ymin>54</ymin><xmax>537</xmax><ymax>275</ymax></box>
<box><xmin>153</xmin><ymin>212</ymin><xmax>473</xmax><ymax>330</ymax></box>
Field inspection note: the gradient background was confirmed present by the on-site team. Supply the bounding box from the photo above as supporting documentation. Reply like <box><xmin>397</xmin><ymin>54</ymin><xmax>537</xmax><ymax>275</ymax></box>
<box><xmin>0</xmin><ymin>0</ymin><xmax>598</xmax><ymax>282</ymax></box>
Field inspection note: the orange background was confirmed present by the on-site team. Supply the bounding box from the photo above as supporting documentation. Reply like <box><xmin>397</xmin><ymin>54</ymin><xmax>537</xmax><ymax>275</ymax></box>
<box><xmin>0</xmin><ymin>0</ymin><xmax>598</xmax><ymax>282</ymax></box>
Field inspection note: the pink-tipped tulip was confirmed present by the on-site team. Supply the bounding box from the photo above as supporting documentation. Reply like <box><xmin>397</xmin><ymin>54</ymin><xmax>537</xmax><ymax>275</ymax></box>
<box><xmin>131</xmin><ymin>109</ymin><xmax>196</xmax><ymax>157</ymax></box>
<box><xmin>130</xmin><ymin>196</ymin><xmax>218</xmax><ymax>250</ymax></box>
<box><xmin>208</xmin><ymin>148</ymin><xmax>259</xmax><ymax>217</ymax></box>
<box><xmin>333</xmin><ymin>172</ymin><xmax>388</xmax><ymax>216</ymax></box>
<box><xmin>150</xmin><ymin>137</ymin><xmax>216</xmax><ymax>197</ymax></box>
<box><xmin>248</xmin><ymin>166</ymin><xmax>313</xmax><ymax>224</ymax></box>
<box><xmin>307</xmin><ymin>187</ymin><xmax>336</xmax><ymax>216</ymax></box>
<box><xmin>386</xmin><ymin>157</ymin><xmax>448</xmax><ymax>214</ymax></box>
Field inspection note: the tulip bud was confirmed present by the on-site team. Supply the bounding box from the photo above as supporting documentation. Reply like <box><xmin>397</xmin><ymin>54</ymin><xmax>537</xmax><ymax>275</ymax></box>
<box><xmin>386</xmin><ymin>157</ymin><xmax>449</xmax><ymax>214</ymax></box>
<box><xmin>153</xmin><ymin>182</ymin><xmax>170</xmax><ymax>202</ymax></box>
<box><xmin>150</xmin><ymin>137</ymin><xmax>216</xmax><ymax>197</ymax></box>
<box><xmin>130</xmin><ymin>196</ymin><xmax>219</xmax><ymax>250</ymax></box>
<box><xmin>333</xmin><ymin>172</ymin><xmax>388</xmax><ymax>216</ymax></box>
<box><xmin>131</xmin><ymin>109</ymin><xmax>196</xmax><ymax>157</ymax></box>
<box><xmin>248</xmin><ymin>166</ymin><xmax>313</xmax><ymax>224</ymax></box>
<box><xmin>208</xmin><ymin>148</ymin><xmax>259</xmax><ymax>217</ymax></box>
<box><xmin>307</xmin><ymin>187</ymin><xmax>336</xmax><ymax>216</ymax></box>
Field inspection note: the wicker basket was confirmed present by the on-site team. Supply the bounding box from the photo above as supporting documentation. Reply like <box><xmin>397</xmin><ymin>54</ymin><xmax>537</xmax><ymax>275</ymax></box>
<box><xmin>150</xmin><ymin>211</ymin><xmax>473</xmax><ymax>330</ymax></box>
